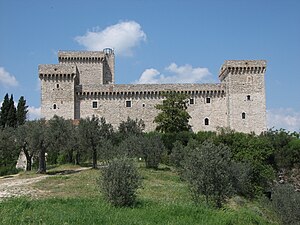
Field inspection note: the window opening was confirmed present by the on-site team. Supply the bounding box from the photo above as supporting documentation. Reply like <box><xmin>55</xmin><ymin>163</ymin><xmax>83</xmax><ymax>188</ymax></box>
<box><xmin>92</xmin><ymin>101</ymin><xmax>98</xmax><ymax>109</ymax></box>
<box><xmin>190</xmin><ymin>98</ymin><xmax>194</xmax><ymax>105</ymax></box>
<box><xmin>56</xmin><ymin>84</ymin><xmax>59</xmax><ymax>88</ymax></box>
<box><xmin>247</xmin><ymin>95</ymin><xmax>251</xmax><ymax>101</ymax></box>
<box><xmin>204</xmin><ymin>118</ymin><xmax>209</xmax><ymax>125</ymax></box>
<box><xmin>206</xmin><ymin>97</ymin><xmax>211</xmax><ymax>104</ymax></box>
<box><xmin>242</xmin><ymin>112</ymin><xmax>246</xmax><ymax>119</ymax></box>
<box><xmin>53</xmin><ymin>104</ymin><xmax>57</xmax><ymax>109</ymax></box>
<box><xmin>142</xmin><ymin>103</ymin><xmax>145</xmax><ymax>107</ymax></box>
<box><xmin>126</xmin><ymin>100</ymin><xmax>132</xmax><ymax>108</ymax></box>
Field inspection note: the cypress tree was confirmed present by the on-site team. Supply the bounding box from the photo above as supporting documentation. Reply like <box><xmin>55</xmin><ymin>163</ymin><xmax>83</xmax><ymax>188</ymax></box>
<box><xmin>6</xmin><ymin>94</ymin><xmax>17</xmax><ymax>127</ymax></box>
<box><xmin>0</xmin><ymin>94</ymin><xmax>10</xmax><ymax>128</ymax></box>
<box><xmin>16</xmin><ymin>96</ymin><xmax>28</xmax><ymax>126</ymax></box>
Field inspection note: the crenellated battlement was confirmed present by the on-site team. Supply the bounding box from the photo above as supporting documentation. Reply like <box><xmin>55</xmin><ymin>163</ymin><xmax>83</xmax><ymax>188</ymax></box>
<box><xmin>39</xmin><ymin>51</ymin><xmax>267</xmax><ymax>134</ymax></box>
<box><xmin>75</xmin><ymin>83</ymin><xmax>226</xmax><ymax>99</ymax></box>
<box><xmin>58</xmin><ymin>51</ymin><xmax>112</xmax><ymax>64</ymax></box>
<box><xmin>38</xmin><ymin>64</ymin><xmax>77</xmax><ymax>79</ymax></box>
<box><xmin>219</xmin><ymin>60</ymin><xmax>267</xmax><ymax>81</ymax></box>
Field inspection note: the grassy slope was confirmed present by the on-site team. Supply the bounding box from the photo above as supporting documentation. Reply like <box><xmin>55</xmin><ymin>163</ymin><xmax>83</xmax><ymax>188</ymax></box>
<box><xmin>0</xmin><ymin>164</ymin><xmax>279</xmax><ymax>225</ymax></box>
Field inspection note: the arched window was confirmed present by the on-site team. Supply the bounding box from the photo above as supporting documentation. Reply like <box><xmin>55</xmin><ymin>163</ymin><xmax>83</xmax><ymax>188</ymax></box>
<box><xmin>204</xmin><ymin>118</ymin><xmax>209</xmax><ymax>125</ymax></box>
<box><xmin>53</xmin><ymin>104</ymin><xmax>57</xmax><ymax>109</ymax></box>
<box><xmin>242</xmin><ymin>112</ymin><xmax>246</xmax><ymax>119</ymax></box>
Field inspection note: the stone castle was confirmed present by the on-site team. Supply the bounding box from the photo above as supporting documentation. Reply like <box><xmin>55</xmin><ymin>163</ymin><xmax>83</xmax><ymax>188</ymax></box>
<box><xmin>39</xmin><ymin>49</ymin><xmax>267</xmax><ymax>134</ymax></box>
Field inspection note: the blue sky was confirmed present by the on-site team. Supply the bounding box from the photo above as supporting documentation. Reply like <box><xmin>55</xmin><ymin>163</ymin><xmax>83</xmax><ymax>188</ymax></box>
<box><xmin>0</xmin><ymin>0</ymin><xmax>299</xmax><ymax>132</ymax></box>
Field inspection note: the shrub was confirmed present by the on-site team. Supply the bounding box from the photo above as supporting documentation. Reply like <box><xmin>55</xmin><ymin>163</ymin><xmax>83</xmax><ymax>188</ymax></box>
<box><xmin>99</xmin><ymin>158</ymin><xmax>141</xmax><ymax>207</ymax></box>
<box><xmin>271</xmin><ymin>184</ymin><xmax>300</xmax><ymax>225</ymax></box>
<box><xmin>182</xmin><ymin>140</ymin><xmax>233</xmax><ymax>208</ymax></box>
<box><xmin>230</xmin><ymin>162</ymin><xmax>254</xmax><ymax>197</ymax></box>
<box><xmin>169</xmin><ymin>140</ymin><xmax>185</xmax><ymax>169</ymax></box>
<box><xmin>143</xmin><ymin>133</ymin><xmax>165</xmax><ymax>169</ymax></box>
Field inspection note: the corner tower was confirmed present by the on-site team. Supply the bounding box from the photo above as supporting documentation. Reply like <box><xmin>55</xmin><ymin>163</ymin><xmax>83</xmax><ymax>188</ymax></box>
<box><xmin>39</xmin><ymin>64</ymin><xmax>78</xmax><ymax>119</ymax></box>
<box><xmin>219</xmin><ymin>60</ymin><xmax>267</xmax><ymax>134</ymax></box>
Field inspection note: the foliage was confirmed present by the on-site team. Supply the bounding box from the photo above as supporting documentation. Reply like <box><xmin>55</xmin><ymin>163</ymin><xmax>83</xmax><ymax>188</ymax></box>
<box><xmin>16</xmin><ymin>96</ymin><xmax>28</xmax><ymax>126</ymax></box>
<box><xmin>118</xmin><ymin>117</ymin><xmax>145</xmax><ymax>137</ymax></box>
<box><xmin>154</xmin><ymin>92</ymin><xmax>191</xmax><ymax>133</ymax></box>
<box><xmin>215</xmin><ymin>129</ymin><xmax>275</xmax><ymax>194</ymax></box>
<box><xmin>117</xmin><ymin>134</ymin><xmax>144</xmax><ymax>158</ymax></box>
<box><xmin>97</xmin><ymin>139</ymin><xmax>118</xmax><ymax>163</ymax></box>
<box><xmin>0</xmin><ymin>127</ymin><xmax>19</xmax><ymax>175</ymax></box>
<box><xmin>182</xmin><ymin>140</ymin><xmax>233</xmax><ymax>208</ymax></box>
<box><xmin>169</xmin><ymin>140</ymin><xmax>185</xmax><ymax>169</ymax></box>
<box><xmin>0</xmin><ymin>94</ymin><xmax>28</xmax><ymax>128</ymax></box>
<box><xmin>78</xmin><ymin>116</ymin><xmax>113</xmax><ymax>169</ymax></box>
<box><xmin>0</xmin><ymin>94</ymin><xmax>17</xmax><ymax>128</ymax></box>
<box><xmin>0</xmin><ymin>93</ymin><xmax>10</xmax><ymax>128</ymax></box>
<box><xmin>6</xmin><ymin>94</ymin><xmax>17</xmax><ymax>127</ymax></box>
<box><xmin>99</xmin><ymin>158</ymin><xmax>141</xmax><ymax>207</ymax></box>
<box><xmin>25</xmin><ymin>119</ymin><xmax>48</xmax><ymax>173</ymax></box>
<box><xmin>142</xmin><ymin>133</ymin><xmax>165</xmax><ymax>169</ymax></box>
<box><xmin>161</xmin><ymin>131</ymin><xmax>195</xmax><ymax>153</ymax></box>
<box><xmin>230</xmin><ymin>162</ymin><xmax>254</xmax><ymax>197</ymax></box>
<box><xmin>262</xmin><ymin>128</ymin><xmax>300</xmax><ymax>169</ymax></box>
<box><xmin>271</xmin><ymin>184</ymin><xmax>300</xmax><ymax>225</ymax></box>
<box><xmin>46</xmin><ymin>115</ymin><xmax>74</xmax><ymax>164</ymax></box>
<box><xmin>15</xmin><ymin>123</ymin><xmax>32</xmax><ymax>171</ymax></box>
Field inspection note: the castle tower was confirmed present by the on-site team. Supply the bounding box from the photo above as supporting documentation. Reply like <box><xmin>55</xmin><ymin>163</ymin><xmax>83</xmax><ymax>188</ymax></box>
<box><xmin>58</xmin><ymin>49</ymin><xmax>115</xmax><ymax>86</ymax></box>
<box><xmin>219</xmin><ymin>60</ymin><xmax>267</xmax><ymax>134</ymax></box>
<box><xmin>39</xmin><ymin>64</ymin><xmax>78</xmax><ymax>119</ymax></box>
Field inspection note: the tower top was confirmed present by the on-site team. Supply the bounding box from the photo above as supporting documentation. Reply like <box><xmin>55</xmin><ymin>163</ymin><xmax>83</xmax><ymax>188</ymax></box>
<box><xmin>219</xmin><ymin>60</ymin><xmax>267</xmax><ymax>81</ymax></box>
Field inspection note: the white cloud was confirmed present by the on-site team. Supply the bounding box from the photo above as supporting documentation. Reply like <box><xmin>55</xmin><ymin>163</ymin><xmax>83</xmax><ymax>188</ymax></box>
<box><xmin>267</xmin><ymin>108</ymin><xmax>300</xmax><ymax>132</ymax></box>
<box><xmin>75</xmin><ymin>21</ymin><xmax>146</xmax><ymax>56</ymax></box>
<box><xmin>135</xmin><ymin>63</ymin><xmax>211</xmax><ymax>84</ymax></box>
<box><xmin>28</xmin><ymin>106</ymin><xmax>41</xmax><ymax>120</ymax></box>
<box><xmin>0</xmin><ymin>67</ymin><xmax>19</xmax><ymax>87</ymax></box>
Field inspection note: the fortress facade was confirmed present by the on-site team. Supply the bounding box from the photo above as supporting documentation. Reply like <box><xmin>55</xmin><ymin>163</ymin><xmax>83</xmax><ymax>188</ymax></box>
<box><xmin>39</xmin><ymin>49</ymin><xmax>267</xmax><ymax>134</ymax></box>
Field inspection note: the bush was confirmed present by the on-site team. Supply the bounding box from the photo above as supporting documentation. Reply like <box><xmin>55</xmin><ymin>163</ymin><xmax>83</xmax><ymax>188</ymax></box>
<box><xmin>143</xmin><ymin>133</ymin><xmax>165</xmax><ymax>169</ymax></box>
<box><xmin>169</xmin><ymin>140</ymin><xmax>185</xmax><ymax>169</ymax></box>
<box><xmin>271</xmin><ymin>184</ymin><xmax>300</xmax><ymax>225</ymax></box>
<box><xmin>99</xmin><ymin>158</ymin><xmax>141</xmax><ymax>207</ymax></box>
<box><xmin>182</xmin><ymin>140</ymin><xmax>233</xmax><ymax>208</ymax></box>
<box><xmin>230</xmin><ymin>162</ymin><xmax>254</xmax><ymax>197</ymax></box>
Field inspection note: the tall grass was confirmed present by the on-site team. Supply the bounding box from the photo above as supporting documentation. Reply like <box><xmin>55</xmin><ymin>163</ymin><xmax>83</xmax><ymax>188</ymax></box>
<box><xmin>0</xmin><ymin>164</ymin><xmax>278</xmax><ymax>225</ymax></box>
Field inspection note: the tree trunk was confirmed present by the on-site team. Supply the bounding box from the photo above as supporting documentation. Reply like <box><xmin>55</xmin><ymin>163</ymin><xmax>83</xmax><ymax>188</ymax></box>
<box><xmin>26</xmin><ymin>156</ymin><xmax>32</xmax><ymax>171</ymax></box>
<box><xmin>68</xmin><ymin>150</ymin><xmax>73</xmax><ymax>164</ymax></box>
<box><xmin>75</xmin><ymin>152</ymin><xmax>80</xmax><ymax>165</ymax></box>
<box><xmin>92</xmin><ymin>147</ymin><xmax>97</xmax><ymax>169</ymax></box>
<box><xmin>24</xmin><ymin>150</ymin><xmax>32</xmax><ymax>171</ymax></box>
<box><xmin>37</xmin><ymin>148</ymin><xmax>46</xmax><ymax>174</ymax></box>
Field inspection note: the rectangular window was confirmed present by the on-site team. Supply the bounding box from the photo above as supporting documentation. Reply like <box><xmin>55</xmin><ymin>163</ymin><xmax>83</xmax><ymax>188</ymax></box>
<box><xmin>206</xmin><ymin>97</ymin><xmax>211</xmax><ymax>104</ymax></box>
<box><xmin>190</xmin><ymin>98</ymin><xmax>194</xmax><ymax>105</ymax></box>
<box><xmin>247</xmin><ymin>95</ymin><xmax>251</xmax><ymax>101</ymax></box>
<box><xmin>92</xmin><ymin>101</ymin><xmax>97</xmax><ymax>109</ymax></box>
<box><xmin>126</xmin><ymin>100</ymin><xmax>132</xmax><ymax>108</ymax></box>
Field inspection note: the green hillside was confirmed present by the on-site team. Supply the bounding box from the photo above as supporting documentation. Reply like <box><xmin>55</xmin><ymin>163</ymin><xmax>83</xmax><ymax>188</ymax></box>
<box><xmin>0</xmin><ymin>164</ymin><xmax>279</xmax><ymax>225</ymax></box>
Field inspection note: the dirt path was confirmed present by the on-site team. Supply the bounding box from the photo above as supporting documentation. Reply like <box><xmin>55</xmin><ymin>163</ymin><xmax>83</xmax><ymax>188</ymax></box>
<box><xmin>0</xmin><ymin>167</ymin><xmax>90</xmax><ymax>201</ymax></box>
<box><xmin>0</xmin><ymin>175</ymin><xmax>48</xmax><ymax>200</ymax></box>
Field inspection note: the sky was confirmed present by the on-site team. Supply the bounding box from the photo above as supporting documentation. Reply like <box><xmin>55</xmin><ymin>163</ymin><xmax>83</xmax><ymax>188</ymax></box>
<box><xmin>0</xmin><ymin>0</ymin><xmax>299</xmax><ymax>132</ymax></box>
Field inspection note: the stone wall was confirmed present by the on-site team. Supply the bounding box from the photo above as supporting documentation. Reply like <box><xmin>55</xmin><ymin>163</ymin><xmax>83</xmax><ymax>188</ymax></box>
<box><xmin>77</xmin><ymin>86</ymin><xmax>227</xmax><ymax>132</ymax></box>
<box><xmin>220</xmin><ymin>60</ymin><xmax>267</xmax><ymax>134</ymax></box>
<box><xmin>39</xmin><ymin>51</ymin><xmax>267</xmax><ymax>134</ymax></box>
<box><xmin>39</xmin><ymin>64</ymin><xmax>77</xmax><ymax>120</ymax></box>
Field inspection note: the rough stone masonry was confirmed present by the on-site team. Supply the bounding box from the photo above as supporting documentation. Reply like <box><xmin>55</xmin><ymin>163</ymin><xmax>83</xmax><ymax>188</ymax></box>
<box><xmin>39</xmin><ymin>48</ymin><xmax>267</xmax><ymax>134</ymax></box>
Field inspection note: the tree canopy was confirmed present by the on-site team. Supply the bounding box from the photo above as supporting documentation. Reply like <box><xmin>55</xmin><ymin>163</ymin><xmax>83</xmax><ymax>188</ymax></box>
<box><xmin>154</xmin><ymin>92</ymin><xmax>191</xmax><ymax>133</ymax></box>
